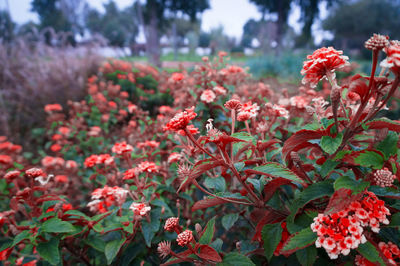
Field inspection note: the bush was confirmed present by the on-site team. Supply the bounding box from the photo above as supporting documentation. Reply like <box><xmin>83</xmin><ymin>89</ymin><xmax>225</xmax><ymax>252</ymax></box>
<box><xmin>1</xmin><ymin>35</ymin><xmax>400</xmax><ymax>265</ymax></box>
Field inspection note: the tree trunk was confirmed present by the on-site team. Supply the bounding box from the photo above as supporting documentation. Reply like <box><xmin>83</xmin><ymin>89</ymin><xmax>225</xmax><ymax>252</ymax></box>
<box><xmin>146</xmin><ymin>7</ymin><xmax>161</xmax><ymax>67</ymax></box>
<box><xmin>172</xmin><ymin>15</ymin><xmax>178</xmax><ymax>60</ymax></box>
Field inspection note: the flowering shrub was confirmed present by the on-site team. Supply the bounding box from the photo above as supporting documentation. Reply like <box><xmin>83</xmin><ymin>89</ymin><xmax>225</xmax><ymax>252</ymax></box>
<box><xmin>1</xmin><ymin>34</ymin><xmax>400</xmax><ymax>265</ymax></box>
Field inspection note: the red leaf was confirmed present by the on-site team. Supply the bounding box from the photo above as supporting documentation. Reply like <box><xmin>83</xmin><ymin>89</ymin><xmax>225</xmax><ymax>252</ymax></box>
<box><xmin>197</xmin><ymin>245</ymin><xmax>222</xmax><ymax>262</ymax></box>
<box><xmin>178</xmin><ymin>158</ymin><xmax>225</xmax><ymax>192</ymax></box>
<box><xmin>252</xmin><ymin>210</ymin><xmax>285</xmax><ymax>242</ymax></box>
<box><xmin>282</xmin><ymin>129</ymin><xmax>324</xmax><ymax>163</ymax></box>
<box><xmin>257</xmin><ymin>139</ymin><xmax>280</xmax><ymax>152</ymax></box>
<box><xmin>349</xmin><ymin>75</ymin><xmax>369</xmax><ymax>99</ymax></box>
<box><xmin>366</xmin><ymin>119</ymin><xmax>400</xmax><ymax>132</ymax></box>
<box><xmin>192</xmin><ymin>198</ymin><xmax>226</xmax><ymax>211</ymax></box>
<box><xmin>160</xmin><ymin>249</ymin><xmax>194</xmax><ymax>266</ymax></box>
<box><xmin>263</xmin><ymin>178</ymin><xmax>293</xmax><ymax>202</ymax></box>
<box><xmin>324</xmin><ymin>188</ymin><xmax>363</xmax><ymax>215</ymax></box>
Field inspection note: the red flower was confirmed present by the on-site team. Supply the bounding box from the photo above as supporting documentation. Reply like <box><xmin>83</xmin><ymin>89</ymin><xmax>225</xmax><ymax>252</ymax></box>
<box><xmin>164</xmin><ymin>217</ymin><xmax>179</xmax><ymax>232</ymax></box>
<box><xmin>301</xmin><ymin>47</ymin><xmax>349</xmax><ymax>88</ymax></box>
<box><xmin>200</xmin><ymin>89</ymin><xmax>216</xmax><ymax>103</ymax></box>
<box><xmin>123</xmin><ymin>168</ymin><xmax>137</xmax><ymax>180</ymax></box>
<box><xmin>44</xmin><ymin>104</ymin><xmax>62</xmax><ymax>113</ymax></box>
<box><xmin>163</xmin><ymin>107</ymin><xmax>197</xmax><ymax>132</ymax></box>
<box><xmin>171</xmin><ymin>72</ymin><xmax>184</xmax><ymax>82</ymax></box>
<box><xmin>112</xmin><ymin>141</ymin><xmax>133</xmax><ymax>155</ymax></box>
<box><xmin>384</xmin><ymin>43</ymin><xmax>400</xmax><ymax>75</ymax></box>
<box><xmin>137</xmin><ymin>161</ymin><xmax>159</xmax><ymax>173</ymax></box>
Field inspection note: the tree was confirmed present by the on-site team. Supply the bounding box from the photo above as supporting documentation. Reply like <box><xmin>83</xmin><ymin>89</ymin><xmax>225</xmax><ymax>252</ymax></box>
<box><xmin>31</xmin><ymin>0</ymin><xmax>87</xmax><ymax>44</ymax></box>
<box><xmin>323</xmin><ymin>0</ymin><xmax>400</xmax><ymax>50</ymax></box>
<box><xmin>135</xmin><ymin>0</ymin><xmax>209</xmax><ymax>66</ymax></box>
<box><xmin>0</xmin><ymin>10</ymin><xmax>15</xmax><ymax>42</ymax></box>
<box><xmin>85</xmin><ymin>1</ymin><xmax>138</xmax><ymax>47</ymax></box>
<box><xmin>249</xmin><ymin>0</ymin><xmax>292</xmax><ymax>50</ymax></box>
<box><xmin>241</xmin><ymin>19</ymin><xmax>261</xmax><ymax>48</ymax></box>
<box><xmin>249</xmin><ymin>0</ymin><xmax>336</xmax><ymax>49</ymax></box>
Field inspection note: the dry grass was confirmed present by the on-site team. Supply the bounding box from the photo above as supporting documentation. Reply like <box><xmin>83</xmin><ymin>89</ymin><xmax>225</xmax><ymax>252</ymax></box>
<box><xmin>0</xmin><ymin>30</ymin><xmax>103</xmax><ymax>147</ymax></box>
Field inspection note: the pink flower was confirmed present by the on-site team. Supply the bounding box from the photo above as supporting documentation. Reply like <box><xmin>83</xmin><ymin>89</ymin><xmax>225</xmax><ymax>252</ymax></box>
<box><xmin>301</xmin><ymin>47</ymin><xmax>349</xmax><ymax>88</ymax></box>
<box><xmin>130</xmin><ymin>202</ymin><xmax>151</xmax><ymax>216</ymax></box>
<box><xmin>200</xmin><ymin>89</ymin><xmax>216</xmax><ymax>103</ymax></box>
<box><xmin>157</xmin><ymin>241</ymin><xmax>171</xmax><ymax>259</ymax></box>
<box><xmin>163</xmin><ymin>107</ymin><xmax>197</xmax><ymax>132</ymax></box>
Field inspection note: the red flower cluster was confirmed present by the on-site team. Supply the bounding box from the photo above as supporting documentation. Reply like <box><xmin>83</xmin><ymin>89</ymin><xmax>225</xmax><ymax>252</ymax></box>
<box><xmin>301</xmin><ymin>47</ymin><xmax>349</xmax><ymax>88</ymax></box>
<box><xmin>137</xmin><ymin>161</ymin><xmax>160</xmax><ymax>173</ymax></box>
<box><xmin>136</xmin><ymin>140</ymin><xmax>160</xmax><ymax>149</ymax></box>
<box><xmin>176</xmin><ymin>230</ymin><xmax>193</xmax><ymax>246</ymax></box>
<box><xmin>87</xmin><ymin>185</ymin><xmax>128</xmax><ymax>213</ymax></box>
<box><xmin>355</xmin><ymin>241</ymin><xmax>400</xmax><ymax>265</ymax></box>
<box><xmin>163</xmin><ymin>107</ymin><xmax>197</xmax><ymax>132</ymax></box>
<box><xmin>237</xmin><ymin>101</ymin><xmax>259</xmax><ymax>121</ymax></box>
<box><xmin>200</xmin><ymin>89</ymin><xmax>216</xmax><ymax>103</ymax></box>
<box><xmin>274</xmin><ymin>222</ymin><xmax>289</xmax><ymax>256</ymax></box>
<box><xmin>384</xmin><ymin>42</ymin><xmax>400</xmax><ymax>75</ymax></box>
<box><xmin>164</xmin><ymin>217</ymin><xmax>179</xmax><ymax>232</ymax></box>
<box><xmin>44</xmin><ymin>103</ymin><xmax>63</xmax><ymax>113</ymax></box>
<box><xmin>129</xmin><ymin>202</ymin><xmax>151</xmax><ymax>216</ymax></box>
<box><xmin>84</xmin><ymin>154</ymin><xmax>114</xmax><ymax>168</ymax></box>
<box><xmin>311</xmin><ymin>192</ymin><xmax>390</xmax><ymax>259</ymax></box>
<box><xmin>111</xmin><ymin>141</ymin><xmax>133</xmax><ymax>155</ymax></box>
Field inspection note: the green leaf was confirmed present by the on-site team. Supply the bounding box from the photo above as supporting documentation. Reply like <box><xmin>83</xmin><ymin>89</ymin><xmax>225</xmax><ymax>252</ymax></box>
<box><xmin>320</xmin><ymin>160</ymin><xmax>339</xmax><ymax>178</ymax></box>
<box><xmin>287</xmin><ymin>181</ymin><xmax>334</xmax><ymax>222</ymax></box>
<box><xmin>354</xmin><ymin>151</ymin><xmax>384</xmax><ymax>169</ymax></box>
<box><xmin>221</xmin><ymin>213</ymin><xmax>239</xmax><ymax>231</ymax></box>
<box><xmin>105</xmin><ymin>238</ymin><xmax>126</xmax><ymax>265</ymax></box>
<box><xmin>320</xmin><ymin>133</ymin><xmax>343</xmax><ymax>154</ymax></box>
<box><xmin>252</xmin><ymin>162</ymin><xmax>304</xmax><ymax>184</ymax></box>
<box><xmin>334</xmin><ymin>176</ymin><xmax>369</xmax><ymax>195</ymax></box>
<box><xmin>42</xmin><ymin>218</ymin><xmax>76</xmax><ymax>233</ymax></box>
<box><xmin>200</xmin><ymin>216</ymin><xmax>216</xmax><ymax>244</ymax></box>
<box><xmin>296</xmin><ymin>246</ymin><xmax>317</xmax><ymax>266</ymax></box>
<box><xmin>84</xmin><ymin>235</ymin><xmax>106</xmax><ymax>252</ymax></box>
<box><xmin>141</xmin><ymin>209</ymin><xmax>161</xmax><ymax>247</ymax></box>
<box><xmin>377</xmin><ymin>131</ymin><xmax>398</xmax><ymax>160</ymax></box>
<box><xmin>370</xmin><ymin>186</ymin><xmax>400</xmax><ymax>198</ymax></box>
<box><xmin>217</xmin><ymin>252</ymin><xmax>255</xmax><ymax>266</ymax></box>
<box><xmin>281</xmin><ymin>227</ymin><xmax>317</xmax><ymax>252</ymax></box>
<box><xmin>205</xmin><ymin>176</ymin><xmax>226</xmax><ymax>192</ymax></box>
<box><xmin>388</xmin><ymin>212</ymin><xmax>400</xmax><ymax>227</ymax></box>
<box><xmin>12</xmin><ymin>231</ymin><xmax>30</xmax><ymax>246</ymax></box>
<box><xmin>36</xmin><ymin>238</ymin><xmax>60</xmax><ymax>265</ymax></box>
<box><xmin>262</xmin><ymin>223</ymin><xmax>283</xmax><ymax>261</ymax></box>
<box><xmin>64</xmin><ymin>210</ymin><xmax>90</xmax><ymax>220</ymax></box>
<box><xmin>357</xmin><ymin>241</ymin><xmax>385</xmax><ymax>265</ymax></box>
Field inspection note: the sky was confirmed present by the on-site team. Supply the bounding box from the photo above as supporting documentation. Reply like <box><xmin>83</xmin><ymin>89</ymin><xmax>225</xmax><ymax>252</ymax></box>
<box><xmin>3</xmin><ymin>0</ymin><xmax>328</xmax><ymax>43</ymax></box>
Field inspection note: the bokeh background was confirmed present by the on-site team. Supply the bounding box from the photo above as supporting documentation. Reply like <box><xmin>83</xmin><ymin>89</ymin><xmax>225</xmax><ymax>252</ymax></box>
<box><xmin>1</xmin><ymin>0</ymin><xmax>400</xmax><ymax>145</ymax></box>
